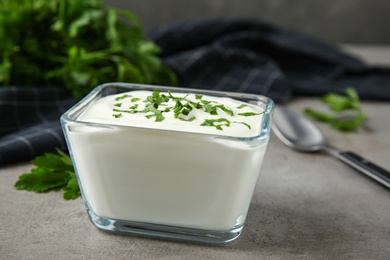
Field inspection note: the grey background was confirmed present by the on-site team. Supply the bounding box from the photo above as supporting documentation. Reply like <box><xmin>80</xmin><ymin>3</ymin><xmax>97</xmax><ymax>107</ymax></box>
<box><xmin>106</xmin><ymin>0</ymin><xmax>390</xmax><ymax>45</ymax></box>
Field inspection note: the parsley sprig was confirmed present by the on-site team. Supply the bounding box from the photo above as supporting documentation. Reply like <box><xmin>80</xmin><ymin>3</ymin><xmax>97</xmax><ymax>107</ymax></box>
<box><xmin>0</xmin><ymin>0</ymin><xmax>177</xmax><ymax>98</ymax></box>
<box><xmin>304</xmin><ymin>87</ymin><xmax>366</xmax><ymax>131</ymax></box>
<box><xmin>14</xmin><ymin>149</ymin><xmax>80</xmax><ymax>200</ymax></box>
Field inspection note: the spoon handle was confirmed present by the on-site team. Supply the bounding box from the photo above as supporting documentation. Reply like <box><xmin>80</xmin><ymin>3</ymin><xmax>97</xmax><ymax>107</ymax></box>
<box><xmin>334</xmin><ymin>151</ymin><xmax>390</xmax><ymax>189</ymax></box>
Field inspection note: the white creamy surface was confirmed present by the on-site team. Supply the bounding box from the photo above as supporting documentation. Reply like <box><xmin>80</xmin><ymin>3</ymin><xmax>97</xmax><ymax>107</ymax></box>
<box><xmin>67</xmin><ymin>90</ymin><xmax>270</xmax><ymax>231</ymax></box>
<box><xmin>77</xmin><ymin>90</ymin><xmax>264</xmax><ymax>137</ymax></box>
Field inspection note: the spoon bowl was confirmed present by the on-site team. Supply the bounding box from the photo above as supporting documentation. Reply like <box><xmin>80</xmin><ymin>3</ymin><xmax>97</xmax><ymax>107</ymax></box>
<box><xmin>272</xmin><ymin>106</ymin><xmax>326</xmax><ymax>152</ymax></box>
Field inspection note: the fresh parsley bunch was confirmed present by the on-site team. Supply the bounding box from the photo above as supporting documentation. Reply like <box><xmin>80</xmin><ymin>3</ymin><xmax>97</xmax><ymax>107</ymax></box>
<box><xmin>304</xmin><ymin>87</ymin><xmax>366</xmax><ymax>131</ymax></box>
<box><xmin>15</xmin><ymin>149</ymin><xmax>80</xmax><ymax>200</ymax></box>
<box><xmin>0</xmin><ymin>0</ymin><xmax>177</xmax><ymax>98</ymax></box>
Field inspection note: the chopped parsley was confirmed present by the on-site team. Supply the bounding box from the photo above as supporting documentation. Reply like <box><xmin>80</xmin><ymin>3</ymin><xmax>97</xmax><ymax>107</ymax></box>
<box><xmin>129</xmin><ymin>104</ymin><xmax>138</xmax><ymax>110</ymax></box>
<box><xmin>111</xmin><ymin>90</ymin><xmax>264</xmax><ymax>130</ymax></box>
<box><xmin>238</xmin><ymin>112</ymin><xmax>264</xmax><ymax>117</ymax></box>
<box><xmin>113</xmin><ymin>113</ymin><xmax>122</xmax><ymax>118</ymax></box>
<box><xmin>216</xmin><ymin>105</ymin><xmax>234</xmax><ymax>116</ymax></box>
<box><xmin>200</xmin><ymin>118</ymin><xmax>252</xmax><ymax>130</ymax></box>
<box><xmin>115</xmin><ymin>94</ymin><xmax>132</xmax><ymax>101</ymax></box>
<box><xmin>195</xmin><ymin>94</ymin><xmax>203</xmax><ymax>100</ymax></box>
<box><xmin>178</xmin><ymin>116</ymin><xmax>196</xmax><ymax>122</ymax></box>
<box><xmin>234</xmin><ymin>121</ymin><xmax>252</xmax><ymax>130</ymax></box>
<box><xmin>201</xmin><ymin>118</ymin><xmax>231</xmax><ymax>130</ymax></box>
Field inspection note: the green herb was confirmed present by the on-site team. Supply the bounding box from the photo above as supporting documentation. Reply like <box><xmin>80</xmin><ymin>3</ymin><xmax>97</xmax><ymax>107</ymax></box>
<box><xmin>113</xmin><ymin>108</ymin><xmax>136</xmax><ymax>114</ymax></box>
<box><xmin>14</xmin><ymin>149</ymin><xmax>80</xmax><ymax>200</ymax></box>
<box><xmin>111</xmin><ymin>91</ymin><xmax>264</xmax><ymax>131</ymax></box>
<box><xmin>200</xmin><ymin>118</ymin><xmax>252</xmax><ymax>131</ymax></box>
<box><xmin>178</xmin><ymin>116</ymin><xmax>196</xmax><ymax>122</ymax></box>
<box><xmin>129</xmin><ymin>104</ymin><xmax>138</xmax><ymax>110</ymax></box>
<box><xmin>192</xmin><ymin>102</ymin><xmax>203</xmax><ymax>109</ymax></box>
<box><xmin>201</xmin><ymin>118</ymin><xmax>231</xmax><ymax>130</ymax></box>
<box><xmin>0</xmin><ymin>0</ymin><xmax>177</xmax><ymax>98</ymax></box>
<box><xmin>233</xmin><ymin>121</ymin><xmax>251</xmax><ymax>130</ymax></box>
<box><xmin>115</xmin><ymin>94</ymin><xmax>132</xmax><ymax>101</ymax></box>
<box><xmin>113</xmin><ymin>103</ymin><xmax>122</xmax><ymax>107</ymax></box>
<box><xmin>238</xmin><ymin>112</ymin><xmax>264</xmax><ymax>117</ymax></box>
<box><xmin>304</xmin><ymin>87</ymin><xmax>366</xmax><ymax>131</ymax></box>
<box><xmin>113</xmin><ymin>113</ymin><xmax>122</xmax><ymax>118</ymax></box>
<box><xmin>204</xmin><ymin>103</ymin><xmax>218</xmax><ymax>115</ymax></box>
<box><xmin>147</xmin><ymin>91</ymin><xmax>170</xmax><ymax>107</ymax></box>
<box><xmin>173</xmin><ymin>100</ymin><xmax>184</xmax><ymax>118</ymax></box>
<box><xmin>201</xmin><ymin>100</ymin><xmax>211</xmax><ymax>105</ymax></box>
<box><xmin>216</xmin><ymin>105</ymin><xmax>234</xmax><ymax>116</ymax></box>
<box><xmin>145</xmin><ymin>102</ymin><xmax>165</xmax><ymax>122</ymax></box>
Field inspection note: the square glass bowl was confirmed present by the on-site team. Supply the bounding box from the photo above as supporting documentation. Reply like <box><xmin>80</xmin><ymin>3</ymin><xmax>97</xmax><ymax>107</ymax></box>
<box><xmin>61</xmin><ymin>83</ymin><xmax>274</xmax><ymax>244</ymax></box>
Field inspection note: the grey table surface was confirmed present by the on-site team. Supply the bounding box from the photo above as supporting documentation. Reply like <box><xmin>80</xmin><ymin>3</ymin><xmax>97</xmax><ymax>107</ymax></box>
<box><xmin>1</xmin><ymin>45</ymin><xmax>390</xmax><ymax>259</ymax></box>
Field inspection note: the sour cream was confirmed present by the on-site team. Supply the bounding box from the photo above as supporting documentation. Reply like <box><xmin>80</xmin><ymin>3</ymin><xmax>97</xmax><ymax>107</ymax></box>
<box><xmin>77</xmin><ymin>90</ymin><xmax>264</xmax><ymax>138</ymax></box>
<box><xmin>65</xmin><ymin>89</ymin><xmax>270</xmax><ymax>232</ymax></box>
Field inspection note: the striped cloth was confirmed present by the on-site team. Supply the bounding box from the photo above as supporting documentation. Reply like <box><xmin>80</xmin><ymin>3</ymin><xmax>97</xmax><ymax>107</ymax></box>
<box><xmin>149</xmin><ymin>19</ymin><xmax>390</xmax><ymax>102</ymax></box>
<box><xmin>2</xmin><ymin>19</ymin><xmax>390</xmax><ymax>165</ymax></box>
<box><xmin>0</xmin><ymin>87</ymin><xmax>75</xmax><ymax>165</ymax></box>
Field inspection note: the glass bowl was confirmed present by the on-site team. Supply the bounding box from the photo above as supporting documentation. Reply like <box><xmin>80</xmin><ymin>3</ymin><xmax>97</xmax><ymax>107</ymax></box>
<box><xmin>61</xmin><ymin>82</ymin><xmax>274</xmax><ymax>244</ymax></box>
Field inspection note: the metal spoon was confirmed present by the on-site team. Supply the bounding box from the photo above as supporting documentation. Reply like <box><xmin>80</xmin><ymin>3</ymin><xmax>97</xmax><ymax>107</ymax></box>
<box><xmin>272</xmin><ymin>106</ymin><xmax>390</xmax><ymax>189</ymax></box>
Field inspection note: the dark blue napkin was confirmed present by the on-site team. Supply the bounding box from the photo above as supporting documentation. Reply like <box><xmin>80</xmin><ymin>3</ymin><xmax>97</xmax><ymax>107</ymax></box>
<box><xmin>149</xmin><ymin>19</ymin><xmax>390</xmax><ymax>102</ymax></box>
<box><xmin>1</xmin><ymin>19</ymin><xmax>390</xmax><ymax>165</ymax></box>
<box><xmin>0</xmin><ymin>87</ymin><xmax>75</xmax><ymax>165</ymax></box>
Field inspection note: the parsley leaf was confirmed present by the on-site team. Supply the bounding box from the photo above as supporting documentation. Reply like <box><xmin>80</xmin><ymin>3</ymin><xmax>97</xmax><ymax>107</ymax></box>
<box><xmin>233</xmin><ymin>121</ymin><xmax>252</xmax><ymax>130</ymax></box>
<box><xmin>14</xmin><ymin>168</ymin><xmax>69</xmax><ymax>192</ymax></box>
<box><xmin>200</xmin><ymin>118</ymin><xmax>231</xmax><ymax>130</ymax></box>
<box><xmin>238</xmin><ymin>112</ymin><xmax>264</xmax><ymax>117</ymax></box>
<box><xmin>304</xmin><ymin>87</ymin><xmax>366</xmax><ymax>131</ymax></box>
<box><xmin>115</xmin><ymin>94</ymin><xmax>132</xmax><ymax>101</ymax></box>
<box><xmin>14</xmin><ymin>149</ymin><xmax>80</xmax><ymax>200</ymax></box>
<box><xmin>178</xmin><ymin>116</ymin><xmax>196</xmax><ymax>122</ymax></box>
<box><xmin>63</xmin><ymin>171</ymin><xmax>81</xmax><ymax>200</ymax></box>
<box><xmin>216</xmin><ymin>105</ymin><xmax>234</xmax><ymax>116</ymax></box>
<box><xmin>113</xmin><ymin>113</ymin><xmax>122</xmax><ymax>118</ymax></box>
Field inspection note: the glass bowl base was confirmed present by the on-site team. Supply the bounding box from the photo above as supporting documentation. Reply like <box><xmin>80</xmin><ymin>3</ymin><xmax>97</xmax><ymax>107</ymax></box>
<box><xmin>85</xmin><ymin>205</ymin><xmax>243</xmax><ymax>245</ymax></box>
